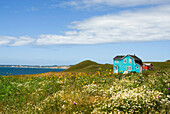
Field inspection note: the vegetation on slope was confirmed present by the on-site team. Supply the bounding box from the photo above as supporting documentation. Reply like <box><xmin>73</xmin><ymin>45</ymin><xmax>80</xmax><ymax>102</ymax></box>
<box><xmin>165</xmin><ymin>60</ymin><xmax>170</xmax><ymax>62</ymax></box>
<box><xmin>64</xmin><ymin>60</ymin><xmax>99</xmax><ymax>72</ymax></box>
<box><xmin>0</xmin><ymin>71</ymin><xmax>169</xmax><ymax>113</ymax></box>
<box><xmin>0</xmin><ymin>60</ymin><xmax>170</xmax><ymax>113</ymax></box>
<box><xmin>65</xmin><ymin>60</ymin><xmax>170</xmax><ymax>73</ymax></box>
<box><xmin>64</xmin><ymin>60</ymin><xmax>113</xmax><ymax>73</ymax></box>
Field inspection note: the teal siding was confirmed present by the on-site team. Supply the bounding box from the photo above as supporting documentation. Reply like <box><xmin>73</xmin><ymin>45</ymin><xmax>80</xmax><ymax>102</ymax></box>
<box><xmin>135</xmin><ymin>64</ymin><xmax>140</xmax><ymax>73</ymax></box>
<box><xmin>113</xmin><ymin>55</ymin><xmax>142</xmax><ymax>73</ymax></box>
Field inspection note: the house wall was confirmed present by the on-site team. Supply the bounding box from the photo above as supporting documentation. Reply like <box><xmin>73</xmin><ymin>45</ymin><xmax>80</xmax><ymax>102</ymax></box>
<box><xmin>135</xmin><ymin>64</ymin><xmax>142</xmax><ymax>73</ymax></box>
<box><xmin>113</xmin><ymin>56</ymin><xmax>142</xmax><ymax>73</ymax></box>
<box><xmin>143</xmin><ymin>65</ymin><xmax>147</xmax><ymax>70</ymax></box>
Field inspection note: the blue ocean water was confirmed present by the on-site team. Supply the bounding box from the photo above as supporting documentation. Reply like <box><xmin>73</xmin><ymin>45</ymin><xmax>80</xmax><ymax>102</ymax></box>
<box><xmin>0</xmin><ymin>67</ymin><xmax>65</xmax><ymax>76</ymax></box>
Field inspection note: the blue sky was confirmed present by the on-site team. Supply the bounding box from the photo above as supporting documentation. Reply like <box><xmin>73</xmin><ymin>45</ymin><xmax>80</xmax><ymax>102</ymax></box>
<box><xmin>0</xmin><ymin>0</ymin><xmax>170</xmax><ymax>65</ymax></box>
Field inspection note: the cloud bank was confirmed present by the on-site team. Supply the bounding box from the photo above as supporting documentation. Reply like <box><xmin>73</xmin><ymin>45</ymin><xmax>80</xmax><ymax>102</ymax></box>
<box><xmin>1</xmin><ymin>5</ymin><xmax>170</xmax><ymax>46</ymax></box>
<box><xmin>0</xmin><ymin>36</ymin><xmax>35</xmax><ymax>46</ymax></box>
<box><xmin>36</xmin><ymin>5</ymin><xmax>170</xmax><ymax>45</ymax></box>
<box><xmin>58</xmin><ymin>0</ymin><xmax>170</xmax><ymax>8</ymax></box>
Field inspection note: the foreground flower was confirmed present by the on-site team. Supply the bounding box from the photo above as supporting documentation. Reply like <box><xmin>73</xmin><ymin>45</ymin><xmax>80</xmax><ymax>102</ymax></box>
<box><xmin>74</xmin><ymin>102</ymin><xmax>77</xmax><ymax>105</ymax></box>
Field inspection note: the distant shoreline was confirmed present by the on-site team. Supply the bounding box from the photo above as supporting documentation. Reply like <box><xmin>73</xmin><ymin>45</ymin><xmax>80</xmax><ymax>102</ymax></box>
<box><xmin>0</xmin><ymin>66</ymin><xmax>70</xmax><ymax>69</ymax></box>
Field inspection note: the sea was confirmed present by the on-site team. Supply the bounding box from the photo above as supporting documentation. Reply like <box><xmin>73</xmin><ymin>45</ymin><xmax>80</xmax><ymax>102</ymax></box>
<box><xmin>0</xmin><ymin>67</ymin><xmax>65</xmax><ymax>76</ymax></box>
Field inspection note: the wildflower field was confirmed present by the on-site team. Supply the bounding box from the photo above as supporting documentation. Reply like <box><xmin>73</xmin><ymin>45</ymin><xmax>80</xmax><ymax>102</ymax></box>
<box><xmin>0</xmin><ymin>69</ymin><xmax>169</xmax><ymax>113</ymax></box>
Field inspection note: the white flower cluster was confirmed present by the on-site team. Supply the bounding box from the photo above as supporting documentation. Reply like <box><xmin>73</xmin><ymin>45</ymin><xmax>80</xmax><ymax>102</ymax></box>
<box><xmin>92</xmin><ymin>85</ymin><xmax>165</xmax><ymax>113</ymax></box>
<box><xmin>82</xmin><ymin>84</ymin><xmax>103</xmax><ymax>95</ymax></box>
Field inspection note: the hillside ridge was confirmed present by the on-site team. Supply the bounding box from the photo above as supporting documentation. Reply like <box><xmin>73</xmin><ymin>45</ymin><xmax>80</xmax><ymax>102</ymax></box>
<box><xmin>64</xmin><ymin>60</ymin><xmax>100</xmax><ymax>72</ymax></box>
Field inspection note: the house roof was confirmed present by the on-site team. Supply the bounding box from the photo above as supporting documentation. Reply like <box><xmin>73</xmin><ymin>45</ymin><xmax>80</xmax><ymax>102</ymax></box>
<box><xmin>113</xmin><ymin>55</ymin><xmax>124</xmax><ymax>60</ymax></box>
<box><xmin>113</xmin><ymin>54</ymin><xmax>143</xmax><ymax>65</ymax></box>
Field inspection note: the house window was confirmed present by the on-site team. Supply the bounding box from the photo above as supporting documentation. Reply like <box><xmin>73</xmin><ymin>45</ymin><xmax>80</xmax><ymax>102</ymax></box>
<box><xmin>136</xmin><ymin>66</ymin><xmax>138</xmax><ymax>69</ymax></box>
<box><xmin>129</xmin><ymin>59</ymin><xmax>131</xmax><ymax>63</ymax></box>
<box><xmin>127</xmin><ymin>66</ymin><xmax>131</xmax><ymax>70</ymax></box>
<box><xmin>124</xmin><ymin>59</ymin><xmax>126</xmax><ymax>63</ymax></box>
<box><xmin>115</xmin><ymin>60</ymin><xmax>118</xmax><ymax>63</ymax></box>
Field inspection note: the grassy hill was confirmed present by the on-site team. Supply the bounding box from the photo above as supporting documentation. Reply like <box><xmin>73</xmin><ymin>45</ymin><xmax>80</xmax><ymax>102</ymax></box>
<box><xmin>64</xmin><ymin>60</ymin><xmax>113</xmax><ymax>73</ymax></box>
<box><xmin>64</xmin><ymin>60</ymin><xmax>99</xmax><ymax>72</ymax></box>
<box><xmin>165</xmin><ymin>60</ymin><xmax>170</xmax><ymax>62</ymax></box>
<box><xmin>64</xmin><ymin>60</ymin><xmax>169</xmax><ymax>73</ymax></box>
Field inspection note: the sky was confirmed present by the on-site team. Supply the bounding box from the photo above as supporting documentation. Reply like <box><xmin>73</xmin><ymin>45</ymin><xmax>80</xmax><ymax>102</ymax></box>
<box><xmin>0</xmin><ymin>0</ymin><xmax>170</xmax><ymax>65</ymax></box>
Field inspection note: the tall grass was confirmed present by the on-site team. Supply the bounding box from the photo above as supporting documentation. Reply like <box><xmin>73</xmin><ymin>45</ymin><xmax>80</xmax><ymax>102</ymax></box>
<box><xmin>0</xmin><ymin>69</ymin><xmax>169</xmax><ymax>113</ymax></box>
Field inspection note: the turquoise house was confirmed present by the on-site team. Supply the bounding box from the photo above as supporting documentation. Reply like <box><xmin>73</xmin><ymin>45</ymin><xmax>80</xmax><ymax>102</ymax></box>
<box><xmin>113</xmin><ymin>55</ymin><xmax>143</xmax><ymax>73</ymax></box>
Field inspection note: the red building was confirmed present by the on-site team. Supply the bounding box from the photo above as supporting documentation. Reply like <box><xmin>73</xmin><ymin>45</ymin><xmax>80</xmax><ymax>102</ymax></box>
<box><xmin>143</xmin><ymin>63</ymin><xmax>153</xmax><ymax>70</ymax></box>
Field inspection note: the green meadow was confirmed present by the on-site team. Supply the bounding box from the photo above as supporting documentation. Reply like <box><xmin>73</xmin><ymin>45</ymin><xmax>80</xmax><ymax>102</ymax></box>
<box><xmin>0</xmin><ymin>60</ymin><xmax>170</xmax><ymax>113</ymax></box>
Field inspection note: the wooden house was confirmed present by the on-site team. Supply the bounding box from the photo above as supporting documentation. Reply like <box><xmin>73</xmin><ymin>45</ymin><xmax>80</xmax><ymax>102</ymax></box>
<box><xmin>113</xmin><ymin>54</ymin><xmax>143</xmax><ymax>73</ymax></box>
<box><xmin>143</xmin><ymin>63</ymin><xmax>153</xmax><ymax>70</ymax></box>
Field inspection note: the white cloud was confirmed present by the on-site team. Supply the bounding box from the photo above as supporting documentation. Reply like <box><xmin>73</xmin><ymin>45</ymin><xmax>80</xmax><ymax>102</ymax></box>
<box><xmin>36</xmin><ymin>5</ymin><xmax>170</xmax><ymax>45</ymax></box>
<box><xmin>58</xmin><ymin>0</ymin><xmax>170</xmax><ymax>8</ymax></box>
<box><xmin>10</xmin><ymin>36</ymin><xmax>35</xmax><ymax>46</ymax></box>
<box><xmin>0</xmin><ymin>36</ymin><xmax>35</xmax><ymax>46</ymax></box>
<box><xmin>0</xmin><ymin>36</ymin><xmax>16</xmax><ymax>46</ymax></box>
<box><xmin>1</xmin><ymin>4</ymin><xmax>170</xmax><ymax>46</ymax></box>
<box><xmin>37</xmin><ymin>35</ymin><xmax>73</xmax><ymax>45</ymax></box>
